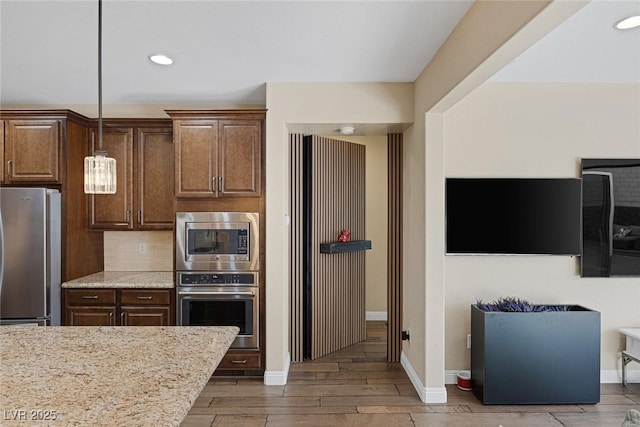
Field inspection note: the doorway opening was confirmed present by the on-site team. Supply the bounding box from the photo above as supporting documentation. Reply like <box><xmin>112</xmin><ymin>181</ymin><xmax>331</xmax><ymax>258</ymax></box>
<box><xmin>289</xmin><ymin>133</ymin><xmax>403</xmax><ymax>363</ymax></box>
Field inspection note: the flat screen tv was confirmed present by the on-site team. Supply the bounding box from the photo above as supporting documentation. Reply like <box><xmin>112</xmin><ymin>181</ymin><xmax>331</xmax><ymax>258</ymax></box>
<box><xmin>581</xmin><ymin>159</ymin><xmax>640</xmax><ymax>277</ymax></box>
<box><xmin>446</xmin><ymin>178</ymin><xmax>581</xmax><ymax>255</ymax></box>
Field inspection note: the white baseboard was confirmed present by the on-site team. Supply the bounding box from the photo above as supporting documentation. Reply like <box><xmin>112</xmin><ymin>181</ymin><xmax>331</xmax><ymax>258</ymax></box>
<box><xmin>366</xmin><ymin>311</ymin><xmax>387</xmax><ymax>321</ymax></box>
<box><xmin>400</xmin><ymin>352</ymin><xmax>447</xmax><ymax>403</ymax></box>
<box><xmin>601</xmin><ymin>369</ymin><xmax>640</xmax><ymax>384</ymax></box>
<box><xmin>263</xmin><ymin>352</ymin><xmax>290</xmax><ymax>385</ymax></box>
<box><xmin>447</xmin><ymin>369</ymin><xmax>640</xmax><ymax>385</ymax></box>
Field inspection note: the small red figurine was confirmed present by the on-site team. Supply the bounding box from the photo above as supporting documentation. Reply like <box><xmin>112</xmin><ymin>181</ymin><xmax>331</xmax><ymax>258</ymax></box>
<box><xmin>338</xmin><ymin>229</ymin><xmax>351</xmax><ymax>242</ymax></box>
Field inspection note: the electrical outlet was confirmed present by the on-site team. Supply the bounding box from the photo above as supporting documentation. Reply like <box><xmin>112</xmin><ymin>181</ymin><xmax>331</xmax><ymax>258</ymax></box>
<box><xmin>402</xmin><ymin>329</ymin><xmax>410</xmax><ymax>341</ymax></box>
<box><xmin>467</xmin><ymin>334</ymin><xmax>472</xmax><ymax>349</ymax></box>
<box><xmin>138</xmin><ymin>243</ymin><xmax>148</xmax><ymax>254</ymax></box>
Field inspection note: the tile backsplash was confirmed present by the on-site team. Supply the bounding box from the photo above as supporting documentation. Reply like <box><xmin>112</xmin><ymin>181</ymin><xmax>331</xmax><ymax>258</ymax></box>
<box><xmin>104</xmin><ymin>231</ymin><xmax>173</xmax><ymax>272</ymax></box>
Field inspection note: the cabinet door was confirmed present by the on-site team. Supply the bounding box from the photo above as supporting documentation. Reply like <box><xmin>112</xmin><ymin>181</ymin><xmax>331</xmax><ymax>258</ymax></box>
<box><xmin>218</xmin><ymin>120</ymin><xmax>262</xmax><ymax>197</ymax></box>
<box><xmin>120</xmin><ymin>306</ymin><xmax>171</xmax><ymax>326</ymax></box>
<box><xmin>217</xmin><ymin>351</ymin><xmax>262</xmax><ymax>369</ymax></box>
<box><xmin>88</xmin><ymin>127</ymin><xmax>134</xmax><ymax>230</ymax></box>
<box><xmin>65</xmin><ymin>306</ymin><xmax>117</xmax><ymax>326</ymax></box>
<box><xmin>137</xmin><ymin>128</ymin><xmax>174</xmax><ymax>229</ymax></box>
<box><xmin>174</xmin><ymin>121</ymin><xmax>218</xmax><ymax>198</ymax></box>
<box><xmin>4</xmin><ymin>119</ymin><xmax>60</xmax><ymax>183</ymax></box>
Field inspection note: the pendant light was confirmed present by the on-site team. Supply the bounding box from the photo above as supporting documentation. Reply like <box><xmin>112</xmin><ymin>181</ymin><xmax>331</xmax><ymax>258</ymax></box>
<box><xmin>84</xmin><ymin>0</ymin><xmax>116</xmax><ymax>194</ymax></box>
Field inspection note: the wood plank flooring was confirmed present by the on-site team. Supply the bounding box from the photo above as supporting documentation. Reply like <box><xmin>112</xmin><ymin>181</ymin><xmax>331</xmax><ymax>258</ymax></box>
<box><xmin>182</xmin><ymin>321</ymin><xmax>640</xmax><ymax>426</ymax></box>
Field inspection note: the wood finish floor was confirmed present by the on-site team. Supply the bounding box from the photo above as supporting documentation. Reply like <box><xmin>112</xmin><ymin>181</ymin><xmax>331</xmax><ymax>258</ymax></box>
<box><xmin>182</xmin><ymin>322</ymin><xmax>640</xmax><ymax>426</ymax></box>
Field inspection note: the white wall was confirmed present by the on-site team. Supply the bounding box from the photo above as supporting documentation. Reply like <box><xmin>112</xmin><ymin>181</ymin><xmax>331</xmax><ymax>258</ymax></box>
<box><xmin>443</xmin><ymin>82</ymin><xmax>640</xmax><ymax>374</ymax></box>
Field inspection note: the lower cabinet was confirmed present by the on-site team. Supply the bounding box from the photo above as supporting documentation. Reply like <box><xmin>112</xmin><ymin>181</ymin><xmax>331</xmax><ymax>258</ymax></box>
<box><xmin>217</xmin><ymin>351</ymin><xmax>262</xmax><ymax>370</ymax></box>
<box><xmin>66</xmin><ymin>307</ymin><xmax>117</xmax><ymax>326</ymax></box>
<box><xmin>64</xmin><ymin>288</ymin><xmax>174</xmax><ymax>326</ymax></box>
<box><xmin>120</xmin><ymin>306</ymin><xmax>171</xmax><ymax>326</ymax></box>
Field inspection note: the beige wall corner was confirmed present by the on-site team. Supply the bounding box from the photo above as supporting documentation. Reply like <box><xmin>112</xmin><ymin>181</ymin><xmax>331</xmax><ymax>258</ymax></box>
<box><xmin>404</xmin><ymin>0</ymin><xmax>587</xmax><ymax>400</ymax></box>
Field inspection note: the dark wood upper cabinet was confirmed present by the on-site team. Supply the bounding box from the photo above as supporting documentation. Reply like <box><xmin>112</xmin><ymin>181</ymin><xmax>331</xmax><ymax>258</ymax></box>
<box><xmin>88</xmin><ymin>127</ymin><xmax>134</xmax><ymax>230</ymax></box>
<box><xmin>219</xmin><ymin>120</ymin><xmax>262</xmax><ymax>197</ymax></box>
<box><xmin>167</xmin><ymin>110</ymin><xmax>265</xmax><ymax>199</ymax></box>
<box><xmin>89</xmin><ymin>122</ymin><xmax>174</xmax><ymax>231</ymax></box>
<box><xmin>4</xmin><ymin>119</ymin><xmax>60</xmax><ymax>183</ymax></box>
<box><xmin>136</xmin><ymin>127</ymin><xmax>174</xmax><ymax>229</ymax></box>
<box><xmin>173</xmin><ymin>121</ymin><xmax>218</xmax><ymax>198</ymax></box>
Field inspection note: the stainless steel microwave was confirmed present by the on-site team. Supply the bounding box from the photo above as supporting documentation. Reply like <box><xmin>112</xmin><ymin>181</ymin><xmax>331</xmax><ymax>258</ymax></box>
<box><xmin>176</xmin><ymin>212</ymin><xmax>259</xmax><ymax>271</ymax></box>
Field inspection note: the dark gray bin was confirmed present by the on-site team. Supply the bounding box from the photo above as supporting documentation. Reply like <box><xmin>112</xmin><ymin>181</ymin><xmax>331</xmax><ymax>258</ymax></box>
<box><xmin>470</xmin><ymin>304</ymin><xmax>601</xmax><ymax>404</ymax></box>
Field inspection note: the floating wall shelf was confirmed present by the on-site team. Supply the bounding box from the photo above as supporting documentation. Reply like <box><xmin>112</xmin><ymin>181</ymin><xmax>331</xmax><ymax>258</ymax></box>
<box><xmin>320</xmin><ymin>240</ymin><xmax>372</xmax><ymax>254</ymax></box>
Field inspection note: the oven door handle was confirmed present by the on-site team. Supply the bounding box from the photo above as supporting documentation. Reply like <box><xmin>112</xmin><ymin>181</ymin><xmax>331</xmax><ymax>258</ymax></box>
<box><xmin>178</xmin><ymin>290</ymin><xmax>255</xmax><ymax>296</ymax></box>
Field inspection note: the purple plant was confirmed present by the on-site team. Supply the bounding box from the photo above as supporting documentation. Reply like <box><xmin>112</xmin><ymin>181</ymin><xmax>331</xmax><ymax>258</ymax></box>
<box><xmin>476</xmin><ymin>297</ymin><xmax>570</xmax><ymax>312</ymax></box>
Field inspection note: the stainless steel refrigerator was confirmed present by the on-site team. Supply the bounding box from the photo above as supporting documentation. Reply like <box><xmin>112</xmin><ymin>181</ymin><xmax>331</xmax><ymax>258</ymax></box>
<box><xmin>0</xmin><ymin>187</ymin><xmax>61</xmax><ymax>326</ymax></box>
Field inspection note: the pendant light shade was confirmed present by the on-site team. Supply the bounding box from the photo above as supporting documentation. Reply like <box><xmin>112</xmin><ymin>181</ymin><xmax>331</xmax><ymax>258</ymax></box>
<box><xmin>84</xmin><ymin>152</ymin><xmax>116</xmax><ymax>194</ymax></box>
<box><xmin>84</xmin><ymin>0</ymin><xmax>116</xmax><ymax>194</ymax></box>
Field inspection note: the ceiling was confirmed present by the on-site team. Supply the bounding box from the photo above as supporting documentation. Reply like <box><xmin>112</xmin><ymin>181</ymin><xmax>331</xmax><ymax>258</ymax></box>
<box><xmin>1</xmin><ymin>1</ymin><xmax>638</xmax><ymax>109</ymax></box>
<box><xmin>0</xmin><ymin>0</ymin><xmax>472</xmax><ymax>106</ymax></box>
<box><xmin>491</xmin><ymin>0</ymin><xmax>640</xmax><ymax>83</ymax></box>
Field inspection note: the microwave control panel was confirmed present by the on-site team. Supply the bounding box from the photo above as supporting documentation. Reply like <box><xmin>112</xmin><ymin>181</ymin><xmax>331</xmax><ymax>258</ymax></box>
<box><xmin>237</xmin><ymin>230</ymin><xmax>248</xmax><ymax>254</ymax></box>
<box><xmin>178</xmin><ymin>272</ymin><xmax>256</xmax><ymax>286</ymax></box>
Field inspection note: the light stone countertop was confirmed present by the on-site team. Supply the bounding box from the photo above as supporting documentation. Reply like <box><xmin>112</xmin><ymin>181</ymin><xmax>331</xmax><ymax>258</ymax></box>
<box><xmin>0</xmin><ymin>326</ymin><xmax>238</xmax><ymax>426</ymax></box>
<box><xmin>62</xmin><ymin>271</ymin><xmax>174</xmax><ymax>289</ymax></box>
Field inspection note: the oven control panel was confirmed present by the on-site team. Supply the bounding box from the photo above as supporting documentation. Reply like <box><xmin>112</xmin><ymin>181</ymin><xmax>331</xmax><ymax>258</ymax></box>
<box><xmin>178</xmin><ymin>272</ymin><xmax>256</xmax><ymax>286</ymax></box>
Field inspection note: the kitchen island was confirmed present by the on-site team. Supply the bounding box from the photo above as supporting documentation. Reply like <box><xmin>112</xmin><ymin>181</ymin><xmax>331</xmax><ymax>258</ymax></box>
<box><xmin>0</xmin><ymin>326</ymin><xmax>237</xmax><ymax>426</ymax></box>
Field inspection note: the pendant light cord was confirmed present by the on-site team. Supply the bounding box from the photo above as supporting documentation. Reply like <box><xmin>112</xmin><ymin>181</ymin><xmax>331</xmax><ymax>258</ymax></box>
<box><xmin>97</xmin><ymin>0</ymin><xmax>104</xmax><ymax>154</ymax></box>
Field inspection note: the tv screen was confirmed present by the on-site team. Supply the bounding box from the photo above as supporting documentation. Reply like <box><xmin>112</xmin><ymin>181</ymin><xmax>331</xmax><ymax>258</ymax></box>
<box><xmin>446</xmin><ymin>178</ymin><xmax>581</xmax><ymax>255</ymax></box>
<box><xmin>581</xmin><ymin>159</ymin><xmax>640</xmax><ymax>277</ymax></box>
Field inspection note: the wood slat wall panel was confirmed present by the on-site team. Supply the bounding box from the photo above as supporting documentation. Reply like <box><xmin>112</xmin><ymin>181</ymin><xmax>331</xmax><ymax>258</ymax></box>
<box><xmin>387</xmin><ymin>134</ymin><xmax>403</xmax><ymax>362</ymax></box>
<box><xmin>289</xmin><ymin>134</ymin><xmax>305</xmax><ymax>362</ymax></box>
<box><xmin>310</xmin><ymin>136</ymin><xmax>366</xmax><ymax>360</ymax></box>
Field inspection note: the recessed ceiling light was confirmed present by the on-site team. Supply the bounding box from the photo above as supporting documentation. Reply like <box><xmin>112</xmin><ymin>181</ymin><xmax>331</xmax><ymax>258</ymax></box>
<box><xmin>615</xmin><ymin>15</ymin><xmax>640</xmax><ymax>30</ymax></box>
<box><xmin>149</xmin><ymin>54</ymin><xmax>173</xmax><ymax>65</ymax></box>
<box><xmin>339</xmin><ymin>126</ymin><xmax>355</xmax><ymax>135</ymax></box>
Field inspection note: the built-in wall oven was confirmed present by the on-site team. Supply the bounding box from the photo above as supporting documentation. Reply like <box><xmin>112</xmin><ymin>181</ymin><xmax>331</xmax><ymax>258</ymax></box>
<box><xmin>176</xmin><ymin>272</ymin><xmax>258</xmax><ymax>348</ymax></box>
<box><xmin>176</xmin><ymin>212</ymin><xmax>260</xmax><ymax>350</ymax></box>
